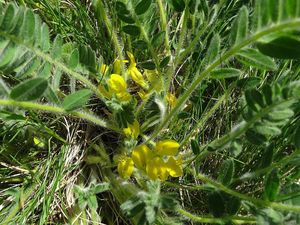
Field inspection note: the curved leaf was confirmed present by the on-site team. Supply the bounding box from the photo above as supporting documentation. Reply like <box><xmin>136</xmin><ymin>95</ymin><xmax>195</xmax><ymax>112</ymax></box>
<box><xmin>10</xmin><ymin>78</ymin><xmax>48</xmax><ymax>101</ymax></box>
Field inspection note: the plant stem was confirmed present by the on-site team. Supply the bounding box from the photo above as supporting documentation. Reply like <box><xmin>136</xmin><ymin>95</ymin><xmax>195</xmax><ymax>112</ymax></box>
<box><xmin>178</xmin><ymin>208</ymin><xmax>257</xmax><ymax>224</ymax></box>
<box><xmin>0</xmin><ymin>99</ymin><xmax>120</xmax><ymax>132</ymax></box>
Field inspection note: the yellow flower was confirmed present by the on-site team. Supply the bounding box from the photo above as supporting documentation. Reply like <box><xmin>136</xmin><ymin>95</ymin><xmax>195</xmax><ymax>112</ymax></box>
<box><xmin>113</xmin><ymin>59</ymin><xmax>129</xmax><ymax>75</ymax></box>
<box><xmin>118</xmin><ymin>156</ymin><xmax>134</xmax><ymax>179</ymax></box>
<box><xmin>123</xmin><ymin>120</ymin><xmax>140</xmax><ymax>139</ymax></box>
<box><xmin>127</xmin><ymin>51</ymin><xmax>148</xmax><ymax>89</ymax></box>
<box><xmin>146</xmin><ymin>156</ymin><xmax>168</xmax><ymax>181</ymax></box>
<box><xmin>166</xmin><ymin>157</ymin><xmax>183</xmax><ymax>177</ymax></box>
<box><xmin>155</xmin><ymin>140</ymin><xmax>180</xmax><ymax>156</ymax></box>
<box><xmin>108</xmin><ymin>74</ymin><xmax>127</xmax><ymax>93</ymax></box>
<box><xmin>100</xmin><ymin>63</ymin><xmax>108</xmax><ymax>75</ymax></box>
<box><xmin>131</xmin><ymin>144</ymin><xmax>152</xmax><ymax>170</ymax></box>
<box><xmin>166</xmin><ymin>93</ymin><xmax>177</xmax><ymax>108</ymax></box>
<box><xmin>108</xmin><ymin>74</ymin><xmax>131</xmax><ymax>102</ymax></box>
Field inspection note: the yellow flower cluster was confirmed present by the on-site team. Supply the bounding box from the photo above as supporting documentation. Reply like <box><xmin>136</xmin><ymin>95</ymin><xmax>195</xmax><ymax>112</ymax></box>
<box><xmin>118</xmin><ymin>140</ymin><xmax>183</xmax><ymax>181</ymax></box>
<box><xmin>98</xmin><ymin>52</ymin><xmax>167</xmax><ymax>102</ymax></box>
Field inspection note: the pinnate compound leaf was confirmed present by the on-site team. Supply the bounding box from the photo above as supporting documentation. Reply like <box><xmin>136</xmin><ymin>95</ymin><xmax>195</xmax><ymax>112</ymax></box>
<box><xmin>236</xmin><ymin>48</ymin><xmax>277</xmax><ymax>71</ymax></box>
<box><xmin>10</xmin><ymin>78</ymin><xmax>48</xmax><ymax>101</ymax></box>
<box><xmin>62</xmin><ymin>89</ymin><xmax>92</xmax><ymax>111</ymax></box>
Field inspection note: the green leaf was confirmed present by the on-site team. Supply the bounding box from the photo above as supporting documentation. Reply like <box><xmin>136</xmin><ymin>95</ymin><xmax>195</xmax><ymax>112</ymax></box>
<box><xmin>151</xmin><ymin>31</ymin><xmax>165</xmax><ymax>48</ymax></box>
<box><xmin>0</xmin><ymin>4</ymin><xmax>15</xmax><ymax>31</ymax></box>
<box><xmin>245</xmin><ymin>129</ymin><xmax>267</xmax><ymax>145</ymax></box>
<box><xmin>0</xmin><ymin>78</ymin><xmax>10</xmax><ymax>96</ymax></box>
<box><xmin>132</xmin><ymin>40</ymin><xmax>148</xmax><ymax>50</ymax></box>
<box><xmin>117</xmin><ymin>13</ymin><xmax>135</xmax><ymax>24</ymax></box>
<box><xmin>191</xmin><ymin>139</ymin><xmax>200</xmax><ymax>155</ymax></box>
<box><xmin>38</xmin><ymin>62</ymin><xmax>52</xmax><ymax>78</ymax></box>
<box><xmin>40</xmin><ymin>23</ymin><xmax>50</xmax><ymax>51</ymax></box>
<box><xmin>167</xmin><ymin>0</ymin><xmax>185</xmax><ymax>12</ymax></box>
<box><xmin>267</xmin><ymin>109</ymin><xmax>294</xmax><ymax>121</ymax></box>
<box><xmin>20</xmin><ymin>9</ymin><xmax>35</xmax><ymax>42</ymax></box>
<box><xmin>204</xmin><ymin>34</ymin><xmax>220</xmax><ymax>66</ymax></box>
<box><xmin>294</xmin><ymin>124</ymin><xmax>300</xmax><ymax>149</ymax></box>
<box><xmin>210</xmin><ymin>68</ymin><xmax>241</xmax><ymax>79</ymax></box>
<box><xmin>217</xmin><ymin>159</ymin><xmax>235</xmax><ymax>186</ymax></box>
<box><xmin>122</xmin><ymin>25</ymin><xmax>140</xmax><ymax>36</ymax></box>
<box><xmin>87</xmin><ymin>195</ymin><xmax>98</xmax><ymax>209</ymax></box>
<box><xmin>237</xmin><ymin>77</ymin><xmax>261</xmax><ymax>90</ymax></box>
<box><xmin>45</xmin><ymin>86</ymin><xmax>60</xmax><ymax>105</ymax></box>
<box><xmin>135</xmin><ymin>0</ymin><xmax>152</xmax><ymax>15</ymax></box>
<box><xmin>208</xmin><ymin>191</ymin><xmax>226</xmax><ymax>217</ymax></box>
<box><xmin>10</xmin><ymin>78</ymin><xmax>48</xmax><ymax>101</ymax></box>
<box><xmin>262</xmin><ymin>84</ymin><xmax>273</xmax><ymax>105</ymax></box>
<box><xmin>255</xmin><ymin>125</ymin><xmax>281</xmax><ymax>136</ymax></box>
<box><xmin>251</xmin><ymin>89</ymin><xmax>265</xmax><ymax>107</ymax></box>
<box><xmin>16</xmin><ymin>57</ymin><xmax>41</xmax><ymax>78</ymax></box>
<box><xmin>69</xmin><ymin>49</ymin><xmax>79</xmax><ymax>69</ymax></box>
<box><xmin>62</xmin><ymin>89</ymin><xmax>92</xmax><ymax>111</ymax></box>
<box><xmin>236</xmin><ymin>48</ymin><xmax>277</xmax><ymax>71</ymax></box>
<box><xmin>253</xmin><ymin>0</ymin><xmax>270</xmax><ymax>30</ymax></box>
<box><xmin>92</xmin><ymin>183</ymin><xmax>110</xmax><ymax>194</ymax></box>
<box><xmin>51</xmin><ymin>35</ymin><xmax>63</xmax><ymax>59</ymax></box>
<box><xmin>121</xmin><ymin>196</ymin><xmax>145</xmax><ymax>218</ymax></box>
<box><xmin>140</xmin><ymin>61</ymin><xmax>155</xmax><ymax>70</ymax></box>
<box><xmin>260</xmin><ymin>144</ymin><xmax>274</xmax><ymax>169</ymax></box>
<box><xmin>160</xmin><ymin>56</ymin><xmax>170</xmax><ymax>68</ymax></box>
<box><xmin>223</xmin><ymin>194</ymin><xmax>241</xmax><ymax>216</ymax></box>
<box><xmin>257</xmin><ymin>35</ymin><xmax>300</xmax><ymax>59</ymax></box>
<box><xmin>264</xmin><ymin>169</ymin><xmax>280</xmax><ymax>202</ymax></box>
<box><xmin>0</xmin><ymin>42</ymin><xmax>17</xmax><ymax>68</ymax></box>
<box><xmin>230</xmin><ymin>6</ymin><xmax>248</xmax><ymax>45</ymax></box>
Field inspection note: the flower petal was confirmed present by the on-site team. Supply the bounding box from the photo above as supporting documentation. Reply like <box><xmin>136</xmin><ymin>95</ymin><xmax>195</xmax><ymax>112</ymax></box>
<box><xmin>113</xmin><ymin>59</ymin><xmax>129</xmax><ymax>74</ymax></box>
<box><xmin>146</xmin><ymin>156</ymin><xmax>168</xmax><ymax>181</ymax></box>
<box><xmin>123</xmin><ymin>120</ymin><xmax>140</xmax><ymax>139</ymax></box>
<box><xmin>166</xmin><ymin>157</ymin><xmax>183</xmax><ymax>177</ymax></box>
<box><xmin>132</xmin><ymin>144</ymin><xmax>152</xmax><ymax>169</ymax></box>
<box><xmin>155</xmin><ymin>140</ymin><xmax>180</xmax><ymax>156</ymax></box>
<box><xmin>127</xmin><ymin>51</ymin><xmax>136</xmax><ymax>65</ymax></box>
<box><xmin>108</xmin><ymin>74</ymin><xmax>127</xmax><ymax>93</ymax></box>
<box><xmin>128</xmin><ymin>66</ymin><xmax>148</xmax><ymax>89</ymax></box>
<box><xmin>118</xmin><ymin>157</ymin><xmax>134</xmax><ymax>179</ymax></box>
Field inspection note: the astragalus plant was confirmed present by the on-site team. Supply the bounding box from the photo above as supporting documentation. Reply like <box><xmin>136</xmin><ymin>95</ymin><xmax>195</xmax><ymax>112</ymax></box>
<box><xmin>1</xmin><ymin>0</ymin><xmax>300</xmax><ymax>224</ymax></box>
